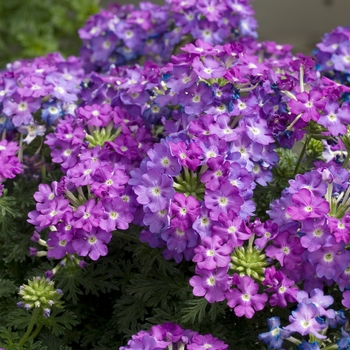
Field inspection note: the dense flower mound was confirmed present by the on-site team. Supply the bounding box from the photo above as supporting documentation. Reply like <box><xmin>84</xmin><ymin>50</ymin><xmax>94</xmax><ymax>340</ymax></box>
<box><xmin>268</xmin><ymin>162</ymin><xmax>350</xmax><ymax>304</ymax></box>
<box><xmin>314</xmin><ymin>26</ymin><xmax>350</xmax><ymax>87</ymax></box>
<box><xmin>4</xmin><ymin>1</ymin><xmax>350</xmax><ymax>345</ymax></box>
<box><xmin>130</xmin><ymin>132</ymin><xmax>260</xmax><ymax>263</ymax></box>
<box><xmin>120</xmin><ymin>322</ymin><xmax>228</xmax><ymax>350</ymax></box>
<box><xmin>28</xmin><ymin>103</ymin><xmax>155</xmax><ymax>261</ymax></box>
<box><xmin>79</xmin><ymin>0</ymin><xmax>257</xmax><ymax>71</ymax></box>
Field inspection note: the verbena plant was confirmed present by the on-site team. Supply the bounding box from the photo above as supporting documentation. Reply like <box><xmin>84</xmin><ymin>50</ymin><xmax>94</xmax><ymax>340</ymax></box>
<box><xmin>0</xmin><ymin>0</ymin><xmax>350</xmax><ymax>349</ymax></box>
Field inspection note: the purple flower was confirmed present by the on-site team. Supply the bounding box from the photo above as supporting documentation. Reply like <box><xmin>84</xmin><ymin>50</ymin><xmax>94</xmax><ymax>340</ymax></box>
<box><xmin>100</xmin><ymin>198</ymin><xmax>133</xmax><ymax>231</ymax></box>
<box><xmin>263</xmin><ymin>267</ymin><xmax>298</xmax><ymax>308</ymax></box>
<box><xmin>146</xmin><ymin>140</ymin><xmax>181</xmax><ymax>176</ymax></box>
<box><xmin>226</xmin><ymin>274</ymin><xmax>268</xmax><ymax>319</ymax></box>
<box><xmin>192</xmin><ymin>56</ymin><xmax>226</xmax><ymax>79</ymax></box>
<box><xmin>120</xmin><ymin>334</ymin><xmax>163</xmax><ymax>350</ymax></box>
<box><xmin>287</xmin><ymin>188</ymin><xmax>330</xmax><ymax>221</ymax></box>
<box><xmin>73</xmin><ymin>198</ymin><xmax>103</xmax><ymax>232</ymax></box>
<box><xmin>47</xmin><ymin>231</ymin><xmax>74</xmax><ymax>259</ymax></box>
<box><xmin>307</xmin><ymin>240</ymin><xmax>349</xmax><ymax>280</ymax></box>
<box><xmin>170</xmin><ymin>193</ymin><xmax>200</xmax><ymax>226</ymax></box>
<box><xmin>284</xmin><ymin>302</ymin><xmax>327</xmax><ymax>339</ymax></box>
<box><xmin>2</xmin><ymin>93</ymin><xmax>40</xmax><ymax>126</ymax></box>
<box><xmin>205</xmin><ymin>182</ymin><xmax>244</xmax><ymax>220</ymax></box>
<box><xmin>134</xmin><ymin>169</ymin><xmax>175</xmax><ymax>212</ymax></box>
<box><xmin>72</xmin><ymin>227</ymin><xmax>112</xmax><ymax>261</ymax></box>
<box><xmin>169</xmin><ymin>141</ymin><xmax>202</xmax><ymax>171</ymax></box>
<box><xmin>192</xmin><ymin>235</ymin><xmax>232</xmax><ymax>270</ymax></box>
<box><xmin>243</xmin><ymin>117</ymin><xmax>274</xmax><ymax>146</ymax></box>
<box><xmin>212</xmin><ymin>211</ymin><xmax>251</xmax><ymax>247</ymax></box>
<box><xmin>161</xmin><ymin>218</ymin><xmax>198</xmax><ymax>253</ymax></box>
<box><xmin>187</xmin><ymin>333</ymin><xmax>228</xmax><ymax>350</ymax></box>
<box><xmin>296</xmin><ymin>288</ymin><xmax>335</xmax><ymax>319</ymax></box>
<box><xmin>318</xmin><ymin>101</ymin><xmax>350</xmax><ymax>136</ymax></box>
<box><xmin>200</xmin><ymin>156</ymin><xmax>230</xmax><ymax>191</ymax></box>
<box><xmin>178</xmin><ymin>82</ymin><xmax>213</xmax><ymax>115</ymax></box>
<box><xmin>289</xmin><ymin>90</ymin><xmax>325</xmax><ymax>123</ymax></box>
<box><xmin>36</xmin><ymin>198</ymin><xmax>71</xmax><ymax>228</ymax></box>
<box><xmin>299</xmin><ymin>218</ymin><xmax>332</xmax><ymax>252</ymax></box>
<box><xmin>265</xmin><ymin>230</ymin><xmax>305</xmax><ymax>270</ymax></box>
<box><xmin>189</xmin><ymin>267</ymin><xmax>229</xmax><ymax>303</ymax></box>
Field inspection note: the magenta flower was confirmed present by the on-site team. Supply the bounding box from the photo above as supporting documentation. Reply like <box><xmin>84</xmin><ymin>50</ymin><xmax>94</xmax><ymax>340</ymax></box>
<box><xmin>289</xmin><ymin>90</ymin><xmax>326</xmax><ymax>123</ymax></box>
<box><xmin>226</xmin><ymin>274</ymin><xmax>268</xmax><ymax>319</ymax></box>
<box><xmin>287</xmin><ymin>188</ymin><xmax>330</xmax><ymax>221</ymax></box>
<box><xmin>169</xmin><ymin>141</ymin><xmax>202</xmax><ymax>171</ymax></box>
<box><xmin>187</xmin><ymin>334</ymin><xmax>228</xmax><ymax>350</ymax></box>
<box><xmin>192</xmin><ymin>235</ymin><xmax>232</xmax><ymax>270</ymax></box>
<box><xmin>263</xmin><ymin>267</ymin><xmax>298</xmax><ymax>308</ymax></box>
<box><xmin>170</xmin><ymin>193</ymin><xmax>200</xmax><ymax>226</ymax></box>
<box><xmin>200</xmin><ymin>156</ymin><xmax>230</xmax><ymax>191</ymax></box>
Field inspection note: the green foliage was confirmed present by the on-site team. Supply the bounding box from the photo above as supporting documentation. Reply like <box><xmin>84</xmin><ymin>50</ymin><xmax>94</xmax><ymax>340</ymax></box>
<box><xmin>0</xmin><ymin>0</ymin><xmax>100</xmax><ymax>67</ymax></box>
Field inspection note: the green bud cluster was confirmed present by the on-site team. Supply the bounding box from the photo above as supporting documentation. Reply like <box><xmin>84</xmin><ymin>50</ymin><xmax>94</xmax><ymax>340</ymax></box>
<box><xmin>85</xmin><ymin>125</ymin><xmax>121</xmax><ymax>147</ymax></box>
<box><xmin>306</xmin><ymin>138</ymin><xmax>324</xmax><ymax>160</ymax></box>
<box><xmin>172</xmin><ymin>168</ymin><xmax>205</xmax><ymax>200</ymax></box>
<box><xmin>230</xmin><ymin>246</ymin><xmax>268</xmax><ymax>281</ymax></box>
<box><xmin>18</xmin><ymin>277</ymin><xmax>63</xmax><ymax>311</ymax></box>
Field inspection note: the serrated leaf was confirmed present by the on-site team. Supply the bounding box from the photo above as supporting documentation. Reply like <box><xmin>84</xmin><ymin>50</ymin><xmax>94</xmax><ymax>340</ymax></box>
<box><xmin>181</xmin><ymin>298</ymin><xmax>208</xmax><ymax>324</ymax></box>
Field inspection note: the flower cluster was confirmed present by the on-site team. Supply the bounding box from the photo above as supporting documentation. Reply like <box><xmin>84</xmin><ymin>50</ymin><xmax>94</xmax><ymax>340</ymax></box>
<box><xmin>28</xmin><ymin>103</ymin><xmax>154</xmax><ymax>261</ymax></box>
<box><xmin>120</xmin><ymin>322</ymin><xmax>228</xmax><ymax>350</ymax></box>
<box><xmin>314</xmin><ymin>26</ymin><xmax>350</xmax><ymax>87</ymax></box>
<box><xmin>0</xmin><ymin>53</ymin><xmax>83</xmax><ymax>130</ymax></box>
<box><xmin>79</xmin><ymin>0</ymin><xmax>257</xmax><ymax>71</ymax></box>
<box><xmin>17</xmin><ymin>276</ymin><xmax>63</xmax><ymax>318</ymax></box>
<box><xmin>259</xmin><ymin>288</ymin><xmax>348</xmax><ymax>349</ymax></box>
<box><xmin>268</xmin><ymin>162</ymin><xmax>350</xmax><ymax>304</ymax></box>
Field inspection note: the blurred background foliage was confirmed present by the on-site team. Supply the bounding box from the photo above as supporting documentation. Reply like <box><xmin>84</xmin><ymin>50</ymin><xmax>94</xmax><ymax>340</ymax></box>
<box><xmin>0</xmin><ymin>0</ymin><xmax>101</xmax><ymax>68</ymax></box>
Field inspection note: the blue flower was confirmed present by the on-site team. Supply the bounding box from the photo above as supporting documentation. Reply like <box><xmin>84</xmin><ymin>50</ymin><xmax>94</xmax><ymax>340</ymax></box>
<box><xmin>258</xmin><ymin>316</ymin><xmax>290</xmax><ymax>349</ymax></box>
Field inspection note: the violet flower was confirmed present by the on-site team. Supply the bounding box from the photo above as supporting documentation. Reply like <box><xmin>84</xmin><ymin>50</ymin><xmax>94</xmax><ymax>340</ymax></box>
<box><xmin>226</xmin><ymin>274</ymin><xmax>268</xmax><ymax>319</ymax></box>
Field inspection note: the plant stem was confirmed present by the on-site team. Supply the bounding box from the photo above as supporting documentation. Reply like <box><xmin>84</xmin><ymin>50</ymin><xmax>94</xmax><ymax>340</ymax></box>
<box><xmin>294</xmin><ymin>136</ymin><xmax>310</xmax><ymax>176</ymax></box>
<box><xmin>18</xmin><ymin>308</ymin><xmax>40</xmax><ymax>348</ymax></box>
<box><xmin>27</xmin><ymin>324</ymin><xmax>44</xmax><ymax>342</ymax></box>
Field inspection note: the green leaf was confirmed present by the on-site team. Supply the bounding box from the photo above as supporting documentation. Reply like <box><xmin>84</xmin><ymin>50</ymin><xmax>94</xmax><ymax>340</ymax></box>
<box><xmin>0</xmin><ymin>279</ymin><xmax>17</xmax><ymax>298</ymax></box>
<box><xmin>181</xmin><ymin>298</ymin><xmax>208</xmax><ymax>324</ymax></box>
